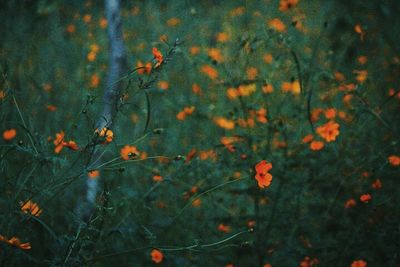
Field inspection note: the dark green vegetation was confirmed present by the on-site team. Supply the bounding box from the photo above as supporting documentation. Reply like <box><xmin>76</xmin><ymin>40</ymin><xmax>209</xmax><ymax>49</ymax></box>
<box><xmin>1</xmin><ymin>1</ymin><xmax>400</xmax><ymax>266</ymax></box>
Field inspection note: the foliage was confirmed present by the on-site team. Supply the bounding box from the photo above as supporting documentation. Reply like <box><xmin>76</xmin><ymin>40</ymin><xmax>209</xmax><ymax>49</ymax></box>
<box><xmin>1</xmin><ymin>0</ymin><xmax>400</xmax><ymax>266</ymax></box>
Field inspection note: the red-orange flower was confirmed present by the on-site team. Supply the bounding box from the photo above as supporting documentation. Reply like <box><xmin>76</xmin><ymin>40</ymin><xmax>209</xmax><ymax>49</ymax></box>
<box><xmin>217</xmin><ymin>223</ymin><xmax>231</xmax><ymax>233</ymax></box>
<box><xmin>371</xmin><ymin>179</ymin><xmax>382</xmax><ymax>189</ymax></box>
<box><xmin>344</xmin><ymin>199</ymin><xmax>356</xmax><ymax>209</ymax></box>
<box><xmin>120</xmin><ymin>145</ymin><xmax>140</xmax><ymax>160</ymax></box>
<box><xmin>351</xmin><ymin>259</ymin><xmax>367</xmax><ymax>267</ymax></box>
<box><xmin>316</xmin><ymin>121</ymin><xmax>340</xmax><ymax>142</ymax></box>
<box><xmin>150</xmin><ymin>249</ymin><xmax>163</xmax><ymax>264</ymax></box>
<box><xmin>388</xmin><ymin>155</ymin><xmax>400</xmax><ymax>166</ymax></box>
<box><xmin>200</xmin><ymin>65</ymin><xmax>218</xmax><ymax>80</ymax></box>
<box><xmin>152</xmin><ymin>47</ymin><xmax>163</xmax><ymax>68</ymax></box>
<box><xmin>360</xmin><ymin>194</ymin><xmax>372</xmax><ymax>203</ymax></box>
<box><xmin>310</xmin><ymin>140</ymin><xmax>324</xmax><ymax>151</ymax></box>
<box><xmin>88</xmin><ymin>170</ymin><xmax>100</xmax><ymax>179</ymax></box>
<box><xmin>0</xmin><ymin>235</ymin><xmax>31</xmax><ymax>250</ymax></box>
<box><xmin>3</xmin><ymin>129</ymin><xmax>16</xmax><ymax>141</ymax></box>
<box><xmin>20</xmin><ymin>200</ymin><xmax>42</xmax><ymax>217</ymax></box>
<box><xmin>95</xmin><ymin>128</ymin><xmax>114</xmax><ymax>143</ymax></box>
<box><xmin>254</xmin><ymin>160</ymin><xmax>273</xmax><ymax>189</ymax></box>
<box><xmin>53</xmin><ymin>131</ymin><xmax>65</xmax><ymax>153</ymax></box>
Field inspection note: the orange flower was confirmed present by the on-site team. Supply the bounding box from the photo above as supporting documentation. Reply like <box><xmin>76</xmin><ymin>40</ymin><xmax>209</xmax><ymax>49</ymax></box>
<box><xmin>88</xmin><ymin>170</ymin><xmax>100</xmax><ymax>179</ymax></box>
<box><xmin>279</xmin><ymin>0</ymin><xmax>299</xmax><ymax>11</ymax></box>
<box><xmin>246</xmin><ymin>67</ymin><xmax>258</xmax><ymax>80</ymax></box>
<box><xmin>66</xmin><ymin>24</ymin><xmax>75</xmax><ymax>33</ymax></box>
<box><xmin>152</xmin><ymin>47</ymin><xmax>164</xmax><ymax>68</ymax></box>
<box><xmin>99</xmin><ymin>17</ymin><xmax>108</xmax><ymax>29</ymax></box>
<box><xmin>166</xmin><ymin>17</ymin><xmax>181</xmax><ymax>26</ymax></box>
<box><xmin>53</xmin><ymin>131</ymin><xmax>65</xmax><ymax>153</ymax></box>
<box><xmin>20</xmin><ymin>200</ymin><xmax>42</xmax><ymax>217</ymax></box>
<box><xmin>360</xmin><ymin>194</ymin><xmax>372</xmax><ymax>203</ymax></box>
<box><xmin>354</xmin><ymin>70</ymin><xmax>368</xmax><ymax>84</ymax></box>
<box><xmin>388</xmin><ymin>155</ymin><xmax>400</xmax><ymax>166</ymax></box>
<box><xmin>325</xmin><ymin>108</ymin><xmax>337</xmax><ymax>119</ymax></box>
<box><xmin>46</xmin><ymin>105</ymin><xmax>57</xmax><ymax>111</ymax></box>
<box><xmin>185</xmin><ymin>148</ymin><xmax>197</xmax><ymax>163</ymax></box>
<box><xmin>177</xmin><ymin>106</ymin><xmax>195</xmax><ymax>121</ymax></box>
<box><xmin>150</xmin><ymin>249</ymin><xmax>163</xmax><ymax>264</ymax></box>
<box><xmin>344</xmin><ymin>199</ymin><xmax>356</xmax><ymax>209</ymax></box>
<box><xmin>200</xmin><ymin>65</ymin><xmax>218</xmax><ymax>80</ymax></box>
<box><xmin>254</xmin><ymin>160</ymin><xmax>273</xmax><ymax>189</ymax></box>
<box><xmin>311</xmin><ymin>108</ymin><xmax>324</xmax><ymax>122</ymax></box>
<box><xmin>316</xmin><ymin>121</ymin><xmax>340</xmax><ymax>142</ymax></box>
<box><xmin>264</xmin><ymin>264</ymin><xmax>272</xmax><ymax>267</ymax></box>
<box><xmin>256</xmin><ymin>108</ymin><xmax>268</xmax><ymax>123</ymax></box>
<box><xmin>0</xmin><ymin>235</ymin><xmax>31</xmax><ymax>250</ymax></box>
<box><xmin>62</xmin><ymin>140</ymin><xmax>79</xmax><ymax>151</ymax></box>
<box><xmin>217</xmin><ymin>223</ymin><xmax>231</xmax><ymax>233</ymax></box>
<box><xmin>192</xmin><ymin>198</ymin><xmax>202</xmax><ymax>207</ymax></box>
<box><xmin>0</xmin><ymin>90</ymin><xmax>6</xmax><ymax>99</ymax></box>
<box><xmin>221</xmin><ymin>136</ymin><xmax>242</xmax><ymax>152</ymax></box>
<box><xmin>351</xmin><ymin>259</ymin><xmax>367</xmax><ymax>267</ymax></box>
<box><xmin>3</xmin><ymin>129</ymin><xmax>16</xmax><ymax>141</ymax></box>
<box><xmin>192</xmin><ymin>83</ymin><xmax>202</xmax><ymax>95</ymax></box>
<box><xmin>120</xmin><ymin>145</ymin><xmax>139</xmax><ymax>160</ymax></box>
<box><xmin>371</xmin><ymin>179</ymin><xmax>382</xmax><ymax>189</ymax></box>
<box><xmin>354</xmin><ymin>24</ymin><xmax>365</xmax><ymax>41</ymax></box>
<box><xmin>137</xmin><ymin>61</ymin><xmax>152</xmax><ymax>74</ymax></box>
<box><xmin>302</xmin><ymin>134</ymin><xmax>314</xmax><ymax>144</ymax></box>
<box><xmin>310</xmin><ymin>140</ymin><xmax>324</xmax><ymax>151</ymax></box>
<box><xmin>281</xmin><ymin>80</ymin><xmax>300</xmax><ymax>94</ymax></box>
<box><xmin>214</xmin><ymin>117</ymin><xmax>235</xmax><ymax>130</ymax></box>
<box><xmin>262</xmin><ymin>84</ymin><xmax>274</xmax><ymax>94</ymax></box>
<box><xmin>158</xmin><ymin>80</ymin><xmax>169</xmax><ymax>90</ymax></box>
<box><xmin>216</xmin><ymin>32</ymin><xmax>230</xmax><ymax>42</ymax></box>
<box><xmin>153</xmin><ymin>175</ymin><xmax>163</xmax><ymax>182</ymax></box>
<box><xmin>207</xmin><ymin>48</ymin><xmax>224</xmax><ymax>63</ymax></box>
<box><xmin>96</xmin><ymin>128</ymin><xmax>114</xmax><ymax>143</ymax></box>
<box><xmin>90</xmin><ymin>73</ymin><xmax>100</xmax><ymax>88</ymax></box>
<box><xmin>263</xmin><ymin>53</ymin><xmax>273</xmax><ymax>64</ymax></box>
<box><xmin>189</xmin><ymin>46</ymin><xmax>201</xmax><ymax>55</ymax></box>
<box><xmin>268</xmin><ymin>18</ymin><xmax>287</xmax><ymax>32</ymax></box>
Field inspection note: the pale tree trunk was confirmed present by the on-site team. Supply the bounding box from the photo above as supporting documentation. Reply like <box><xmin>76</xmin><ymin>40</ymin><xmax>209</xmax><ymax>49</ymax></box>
<box><xmin>81</xmin><ymin>0</ymin><xmax>126</xmax><ymax>219</ymax></box>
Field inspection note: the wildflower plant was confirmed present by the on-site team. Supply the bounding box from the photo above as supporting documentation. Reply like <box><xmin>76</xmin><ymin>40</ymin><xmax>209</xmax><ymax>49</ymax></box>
<box><xmin>0</xmin><ymin>1</ymin><xmax>399</xmax><ymax>266</ymax></box>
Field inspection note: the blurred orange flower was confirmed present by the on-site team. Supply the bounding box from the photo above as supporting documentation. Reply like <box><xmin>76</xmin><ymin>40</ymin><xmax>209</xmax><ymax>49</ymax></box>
<box><xmin>207</xmin><ymin>48</ymin><xmax>224</xmax><ymax>63</ymax></box>
<box><xmin>200</xmin><ymin>65</ymin><xmax>218</xmax><ymax>80</ymax></box>
<box><xmin>351</xmin><ymin>259</ymin><xmax>367</xmax><ymax>267</ymax></box>
<box><xmin>20</xmin><ymin>200</ymin><xmax>42</xmax><ymax>217</ymax></box>
<box><xmin>302</xmin><ymin>134</ymin><xmax>314</xmax><ymax>144</ymax></box>
<box><xmin>268</xmin><ymin>18</ymin><xmax>286</xmax><ymax>32</ymax></box>
<box><xmin>310</xmin><ymin>140</ymin><xmax>324</xmax><ymax>151</ymax></box>
<box><xmin>166</xmin><ymin>17</ymin><xmax>181</xmax><ymax>27</ymax></box>
<box><xmin>96</xmin><ymin>128</ymin><xmax>113</xmax><ymax>143</ymax></box>
<box><xmin>137</xmin><ymin>61</ymin><xmax>152</xmax><ymax>74</ymax></box>
<box><xmin>90</xmin><ymin>73</ymin><xmax>100</xmax><ymax>88</ymax></box>
<box><xmin>120</xmin><ymin>145</ymin><xmax>139</xmax><ymax>160</ymax></box>
<box><xmin>152</xmin><ymin>47</ymin><xmax>164</xmax><ymax>68</ymax></box>
<box><xmin>3</xmin><ymin>129</ymin><xmax>16</xmax><ymax>141</ymax></box>
<box><xmin>214</xmin><ymin>117</ymin><xmax>235</xmax><ymax>130</ymax></box>
<box><xmin>150</xmin><ymin>249</ymin><xmax>163</xmax><ymax>264</ymax></box>
<box><xmin>360</xmin><ymin>194</ymin><xmax>371</xmax><ymax>203</ymax></box>
<box><xmin>388</xmin><ymin>155</ymin><xmax>400</xmax><ymax>166</ymax></box>
<box><xmin>217</xmin><ymin>223</ymin><xmax>231</xmax><ymax>233</ymax></box>
<box><xmin>279</xmin><ymin>0</ymin><xmax>299</xmax><ymax>11</ymax></box>
<box><xmin>255</xmin><ymin>160</ymin><xmax>273</xmax><ymax>189</ymax></box>
<box><xmin>371</xmin><ymin>179</ymin><xmax>382</xmax><ymax>189</ymax></box>
<box><xmin>0</xmin><ymin>235</ymin><xmax>31</xmax><ymax>250</ymax></box>
<box><xmin>88</xmin><ymin>170</ymin><xmax>100</xmax><ymax>179</ymax></box>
